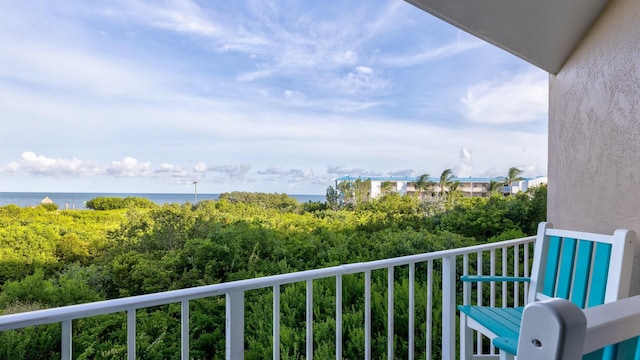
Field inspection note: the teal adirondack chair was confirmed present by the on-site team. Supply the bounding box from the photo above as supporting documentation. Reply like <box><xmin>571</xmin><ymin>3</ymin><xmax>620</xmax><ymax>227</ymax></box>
<box><xmin>512</xmin><ymin>296</ymin><xmax>640</xmax><ymax>360</ymax></box>
<box><xmin>458</xmin><ymin>222</ymin><xmax>637</xmax><ymax>359</ymax></box>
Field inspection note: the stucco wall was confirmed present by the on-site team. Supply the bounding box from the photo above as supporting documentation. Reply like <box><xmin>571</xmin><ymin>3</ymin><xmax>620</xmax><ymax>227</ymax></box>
<box><xmin>549</xmin><ymin>0</ymin><xmax>640</xmax><ymax>292</ymax></box>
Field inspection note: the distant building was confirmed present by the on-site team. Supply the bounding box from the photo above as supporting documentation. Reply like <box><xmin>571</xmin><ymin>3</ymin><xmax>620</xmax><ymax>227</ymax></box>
<box><xmin>335</xmin><ymin>175</ymin><xmax>547</xmax><ymax>199</ymax></box>
<box><xmin>503</xmin><ymin>176</ymin><xmax>548</xmax><ymax>195</ymax></box>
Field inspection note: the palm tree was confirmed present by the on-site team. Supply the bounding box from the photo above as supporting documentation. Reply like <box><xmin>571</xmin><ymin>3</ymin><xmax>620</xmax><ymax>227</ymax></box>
<box><xmin>438</xmin><ymin>169</ymin><xmax>455</xmax><ymax>197</ymax></box>
<box><xmin>504</xmin><ymin>167</ymin><xmax>524</xmax><ymax>196</ymax></box>
<box><xmin>337</xmin><ymin>180</ymin><xmax>354</xmax><ymax>205</ymax></box>
<box><xmin>446</xmin><ymin>180</ymin><xmax>463</xmax><ymax>206</ymax></box>
<box><xmin>487</xmin><ymin>179</ymin><xmax>504</xmax><ymax>195</ymax></box>
<box><xmin>380</xmin><ymin>181</ymin><xmax>395</xmax><ymax>196</ymax></box>
<box><xmin>353</xmin><ymin>178</ymin><xmax>371</xmax><ymax>204</ymax></box>
<box><xmin>414</xmin><ymin>174</ymin><xmax>433</xmax><ymax>199</ymax></box>
<box><xmin>448</xmin><ymin>180</ymin><xmax>461</xmax><ymax>193</ymax></box>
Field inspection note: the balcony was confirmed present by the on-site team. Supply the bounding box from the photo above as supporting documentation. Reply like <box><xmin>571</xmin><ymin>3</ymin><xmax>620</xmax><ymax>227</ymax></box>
<box><xmin>0</xmin><ymin>235</ymin><xmax>535</xmax><ymax>359</ymax></box>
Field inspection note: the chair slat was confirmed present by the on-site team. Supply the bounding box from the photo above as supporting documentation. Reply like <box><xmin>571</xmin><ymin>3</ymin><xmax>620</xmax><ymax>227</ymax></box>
<box><xmin>556</xmin><ymin>238</ymin><xmax>577</xmax><ymax>299</ymax></box>
<box><xmin>614</xmin><ymin>337</ymin><xmax>640</xmax><ymax>360</ymax></box>
<box><xmin>542</xmin><ymin>236</ymin><xmax>562</xmax><ymax>297</ymax></box>
<box><xmin>588</xmin><ymin>243</ymin><xmax>612</xmax><ymax>307</ymax></box>
<box><xmin>571</xmin><ymin>240</ymin><xmax>594</xmax><ymax>308</ymax></box>
<box><xmin>582</xmin><ymin>349</ymin><xmax>604</xmax><ymax>360</ymax></box>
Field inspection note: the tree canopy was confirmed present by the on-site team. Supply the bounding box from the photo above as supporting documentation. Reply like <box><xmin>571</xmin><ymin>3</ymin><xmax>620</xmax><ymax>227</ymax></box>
<box><xmin>0</xmin><ymin>187</ymin><xmax>546</xmax><ymax>359</ymax></box>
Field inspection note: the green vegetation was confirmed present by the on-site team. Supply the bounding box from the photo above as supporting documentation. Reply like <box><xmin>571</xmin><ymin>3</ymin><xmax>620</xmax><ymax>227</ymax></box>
<box><xmin>0</xmin><ymin>187</ymin><xmax>546</xmax><ymax>359</ymax></box>
<box><xmin>85</xmin><ymin>196</ymin><xmax>157</xmax><ymax>210</ymax></box>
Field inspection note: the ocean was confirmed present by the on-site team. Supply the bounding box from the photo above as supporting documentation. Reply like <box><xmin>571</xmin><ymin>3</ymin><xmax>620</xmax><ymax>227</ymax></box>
<box><xmin>0</xmin><ymin>192</ymin><xmax>326</xmax><ymax>209</ymax></box>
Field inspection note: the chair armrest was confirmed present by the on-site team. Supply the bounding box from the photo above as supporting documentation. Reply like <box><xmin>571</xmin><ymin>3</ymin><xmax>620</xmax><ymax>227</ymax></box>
<box><xmin>493</xmin><ymin>336</ymin><xmax>518</xmax><ymax>355</ymax></box>
<box><xmin>460</xmin><ymin>275</ymin><xmax>531</xmax><ymax>282</ymax></box>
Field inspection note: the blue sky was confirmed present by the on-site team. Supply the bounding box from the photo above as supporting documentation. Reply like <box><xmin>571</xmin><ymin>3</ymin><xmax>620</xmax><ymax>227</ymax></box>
<box><xmin>0</xmin><ymin>0</ymin><xmax>548</xmax><ymax>195</ymax></box>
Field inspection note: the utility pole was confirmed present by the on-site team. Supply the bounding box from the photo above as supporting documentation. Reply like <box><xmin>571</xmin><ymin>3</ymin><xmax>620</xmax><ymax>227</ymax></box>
<box><xmin>193</xmin><ymin>181</ymin><xmax>198</xmax><ymax>203</ymax></box>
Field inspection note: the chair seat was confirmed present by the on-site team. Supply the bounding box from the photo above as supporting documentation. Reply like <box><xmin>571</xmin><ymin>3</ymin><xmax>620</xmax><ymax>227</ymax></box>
<box><xmin>458</xmin><ymin>305</ymin><xmax>524</xmax><ymax>343</ymax></box>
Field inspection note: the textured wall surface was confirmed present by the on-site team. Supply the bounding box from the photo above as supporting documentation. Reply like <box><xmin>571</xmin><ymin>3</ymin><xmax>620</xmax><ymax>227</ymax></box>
<box><xmin>549</xmin><ymin>0</ymin><xmax>640</xmax><ymax>232</ymax></box>
<box><xmin>548</xmin><ymin>0</ymin><xmax>640</xmax><ymax>292</ymax></box>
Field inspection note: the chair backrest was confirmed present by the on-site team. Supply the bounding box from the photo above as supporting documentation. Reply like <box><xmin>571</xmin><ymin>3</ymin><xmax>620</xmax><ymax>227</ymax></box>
<box><xmin>527</xmin><ymin>222</ymin><xmax>636</xmax><ymax>308</ymax></box>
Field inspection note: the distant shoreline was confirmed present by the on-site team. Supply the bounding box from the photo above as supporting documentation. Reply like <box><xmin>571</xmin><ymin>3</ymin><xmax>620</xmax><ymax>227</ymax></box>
<box><xmin>0</xmin><ymin>192</ymin><xmax>326</xmax><ymax>209</ymax></box>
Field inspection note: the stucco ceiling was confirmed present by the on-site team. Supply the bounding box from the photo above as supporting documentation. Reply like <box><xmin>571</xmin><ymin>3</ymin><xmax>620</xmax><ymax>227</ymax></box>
<box><xmin>405</xmin><ymin>0</ymin><xmax>610</xmax><ymax>74</ymax></box>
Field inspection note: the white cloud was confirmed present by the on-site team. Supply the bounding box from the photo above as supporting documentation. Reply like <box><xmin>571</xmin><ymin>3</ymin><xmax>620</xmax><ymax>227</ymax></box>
<box><xmin>333</xmin><ymin>100</ymin><xmax>385</xmax><ymax>112</ymax></box>
<box><xmin>342</xmin><ymin>50</ymin><xmax>357</xmax><ymax>61</ymax></box>
<box><xmin>261</xmin><ymin>167</ymin><xmax>311</xmax><ymax>177</ymax></box>
<box><xmin>333</xmin><ymin>66</ymin><xmax>387</xmax><ymax>95</ymax></box>
<box><xmin>453</xmin><ymin>147</ymin><xmax>473</xmax><ymax>178</ymax></box>
<box><xmin>389</xmin><ymin>169</ymin><xmax>414</xmax><ymax>177</ymax></box>
<box><xmin>104</xmin><ymin>157</ymin><xmax>152</xmax><ymax>177</ymax></box>
<box><xmin>379</xmin><ymin>37</ymin><xmax>484</xmax><ymax>67</ymax></box>
<box><xmin>326</xmin><ymin>166</ymin><xmax>383</xmax><ymax>177</ymax></box>
<box><xmin>209</xmin><ymin>165</ymin><xmax>251</xmax><ymax>179</ymax></box>
<box><xmin>0</xmin><ymin>161</ymin><xmax>21</xmax><ymax>173</ymax></box>
<box><xmin>477</xmin><ymin>160</ymin><xmax>546</xmax><ymax>179</ymax></box>
<box><xmin>259</xmin><ymin>167</ymin><xmax>288</xmax><ymax>176</ymax></box>
<box><xmin>0</xmin><ymin>35</ymin><xmax>162</xmax><ymax>101</ymax></box>
<box><xmin>238</xmin><ymin>70</ymin><xmax>274</xmax><ymax>82</ymax></box>
<box><xmin>193</xmin><ymin>162</ymin><xmax>208</xmax><ymax>173</ymax></box>
<box><xmin>355</xmin><ymin>66</ymin><xmax>373</xmax><ymax>75</ymax></box>
<box><xmin>327</xmin><ymin>165</ymin><xmax>362</xmax><ymax>175</ymax></box>
<box><xmin>460</xmin><ymin>147</ymin><xmax>472</xmax><ymax>162</ymax></box>
<box><xmin>156</xmin><ymin>163</ymin><xmax>190</xmax><ymax>178</ymax></box>
<box><xmin>254</xmin><ymin>167</ymin><xmax>318</xmax><ymax>190</ymax></box>
<box><xmin>461</xmin><ymin>71</ymin><xmax>548</xmax><ymax>124</ymax></box>
<box><xmin>108</xmin><ymin>0</ymin><xmax>219</xmax><ymax>37</ymax></box>
<box><xmin>283</xmin><ymin>90</ymin><xmax>306</xmax><ymax>101</ymax></box>
<box><xmin>19</xmin><ymin>151</ymin><xmax>86</xmax><ymax>176</ymax></box>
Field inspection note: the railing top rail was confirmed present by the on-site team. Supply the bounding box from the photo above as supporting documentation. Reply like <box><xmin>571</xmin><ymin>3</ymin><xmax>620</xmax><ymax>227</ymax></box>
<box><xmin>0</xmin><ymin>235</ymin><xmax>535</xmax><ymax>331</ymax></box>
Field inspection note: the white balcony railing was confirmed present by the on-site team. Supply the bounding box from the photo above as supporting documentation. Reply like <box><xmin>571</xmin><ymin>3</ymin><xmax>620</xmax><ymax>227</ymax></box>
<box><xmin>0</xmin><ymin>236</ymin><xmax>535</xmax><ymax>360</ymax></box>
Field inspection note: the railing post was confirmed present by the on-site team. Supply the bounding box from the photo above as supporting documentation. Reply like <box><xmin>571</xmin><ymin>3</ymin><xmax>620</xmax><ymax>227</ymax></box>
<box><xmin>226</xmin><ymin>290</ymin><xmax>245</xmax><ymax>360</ymax></box>
<box><xmin>274</xmin><ymin>285</ymin><xmax>281</xmax><ymax>360</ymax></box>
<box><xmin>306</xmin><ymin>280</ymin><xmax>313</xmax><ymax>360</ymax></box>
<box><xmin>387</xmin><ymin>267</ymin><xmax>394</xmax><ymax>360</ymax></box>
<box><xmin>502</xmin><ymin>249</ymin><xmax>508</xmax><ymax>307</ymax></box>
<box><xmin>461</xmin><ymin>254</ymin><xmax>473</xmax><ymax>358</ymax></box>
<box><xmin>514</xmin><ymin>245</ymin><xmax>520</xmax><ymax>307</ymax></box>
<box><xmin>127</xmin><ymin>308</ymin><xmax>136</xmax><ymax>360</ymax></box>
<box><xmin>442</xmin><ymin>256</ymin><xmax>456</xmax><ymax>360</ymax></box>
<box><xmin>409</xmin><ymin>263</ymin><xmax>415</xmax><ymax>360</ymax></box>
<box><xmin>181</xmin><ymin>300</ymin><xmax>189</xmax><ymax>360</ymax></box>
<box><xmin>477</xmin><ymin>250</ymin><xmax>483</xmax><ymax>355</ymax></box>
<box><xmin>524</xmin><ymin>243</ymin><xmax>531</xmax><ymax>304</ymax></box>
<box><xmin>336</xmin><ymin>275</ymin><xmax>343</xmax><ymax>360</ymax></box>
<box><xmin>365</xmin><ymin>270</ymin><xmax>371</xmax><ymax>360</ymax></box>
<box><xmin>426</xmin><ymin>260</ymin><xmax>433</xmax><ymax>359</ymax></box>
<box><xmin>61</xmin><ymin>320</ymin><xmax>72</xmax><ymax>360</ymax></box>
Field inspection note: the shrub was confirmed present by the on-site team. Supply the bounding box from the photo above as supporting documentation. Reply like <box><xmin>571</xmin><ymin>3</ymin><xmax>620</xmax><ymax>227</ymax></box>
<box><xmin>38</xmin><ymin>203</ymin><xmax>58</xmax><ymax>211</ymax></box>
<box><xmin>86</xmin><ymin>197</ymin><xmax>156</xmax><ymax>210</ymax></box>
